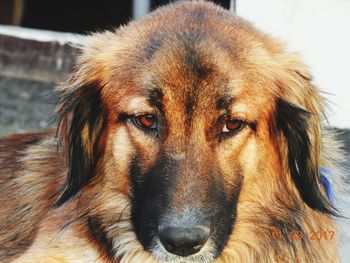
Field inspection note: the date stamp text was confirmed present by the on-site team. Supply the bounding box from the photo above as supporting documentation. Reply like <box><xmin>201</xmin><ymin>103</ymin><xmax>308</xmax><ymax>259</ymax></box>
<box><xmin>270</xmin><ymin>230</ymin><xmax>335</xmax><ymax>241</ymax></box>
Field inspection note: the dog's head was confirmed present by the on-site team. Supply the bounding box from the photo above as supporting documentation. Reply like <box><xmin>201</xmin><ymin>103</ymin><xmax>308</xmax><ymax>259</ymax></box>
<box><xmin>55</xmin><ymin>2</ymin><xmax>335</xmax><ymax>262</ymax></box>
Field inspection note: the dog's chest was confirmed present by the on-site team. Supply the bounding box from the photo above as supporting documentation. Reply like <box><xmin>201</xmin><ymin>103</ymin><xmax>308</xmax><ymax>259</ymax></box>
<box><xmin>13</xmin><ymin>229</ymin><xmax>105</xmax><ymax>263</ymax></box>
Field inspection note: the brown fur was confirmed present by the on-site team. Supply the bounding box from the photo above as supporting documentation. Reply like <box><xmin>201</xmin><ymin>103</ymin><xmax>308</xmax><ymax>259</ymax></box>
<box><xmin>0</xmin><ymin>1</ymin><xmax>342</xmax><ymax>262</ymax></box>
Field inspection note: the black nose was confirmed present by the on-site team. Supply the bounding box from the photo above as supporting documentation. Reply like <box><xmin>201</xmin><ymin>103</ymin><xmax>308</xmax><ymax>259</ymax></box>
<box><xmin>159</xmin><ymin>226</ymin><xmax>209</xmax><ymax>257</ymax></box>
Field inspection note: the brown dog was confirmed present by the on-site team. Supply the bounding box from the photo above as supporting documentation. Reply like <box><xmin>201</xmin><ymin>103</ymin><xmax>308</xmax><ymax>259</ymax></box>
<box><xmin>0</xmin><ymin>1</ymin><xmax>342</xmax><ymax>262</ymax></box>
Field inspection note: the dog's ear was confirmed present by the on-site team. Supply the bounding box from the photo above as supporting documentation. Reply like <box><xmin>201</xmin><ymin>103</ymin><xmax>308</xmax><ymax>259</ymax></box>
<box><xmin>55</xmin><ymin>79</ymin><xmax>107</xmax><ymax>206</ymax></box>
<box><xmin>275</xmin><ymin>53</ymin><xmax>337</xmax><ymax>215</ymax></box>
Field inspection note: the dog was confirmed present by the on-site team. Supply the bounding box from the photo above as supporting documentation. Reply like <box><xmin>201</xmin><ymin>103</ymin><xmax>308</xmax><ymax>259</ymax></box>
<box><xmin>0</xmin><ymin>1</ymin><xmax>343</xmax><ymax>262</ymax></box>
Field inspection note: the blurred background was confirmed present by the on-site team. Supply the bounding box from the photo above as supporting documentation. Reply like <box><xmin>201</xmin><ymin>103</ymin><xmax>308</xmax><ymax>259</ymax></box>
<box><xmin>0</xmin><ymin>0</ymin><xmax>349</xmax><ymax>260</ymax></box>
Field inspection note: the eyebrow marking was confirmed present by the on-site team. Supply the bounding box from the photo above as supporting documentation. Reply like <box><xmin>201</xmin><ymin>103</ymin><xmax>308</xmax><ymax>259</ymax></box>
<box><xmin>147</xmin><ymin>87</ymin><xmax>163</xmax><ymax>112</ymax></box>
<box><xmin>216</xmin><ymin>96</ymin><xmax>234</xmax><ymax>110</ymax></box>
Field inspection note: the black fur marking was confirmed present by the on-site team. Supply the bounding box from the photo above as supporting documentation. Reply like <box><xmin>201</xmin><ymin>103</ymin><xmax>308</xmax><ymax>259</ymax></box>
<box><xmin>210</xmin><ymin>172</ymin><xmax>242</xmax><ymax>257</ymax></box>
<box><xmin>130</xmin><ymin>152</ymin><xmax>242</xmax><ymax>259</ymax></box>
<box><xmin>130</xmin><ymin>154</ymin><xmax>176</xmax><ymax>249</ymax></box>
<box><xmin>216</xmin><ymin>96</ymin><xmax>234</xmax><ymax>110</ymax></box>
<box><xmin>144</xmin><ymin>32</ymin><xmax>165</xmax><ymax>59</ymax></box>
<box><xmin>269</xmin><ymin>203</ymin><xmax>309</xmax><ymax>248</ymax></box>
<box><xmin>269</xmin><ymin>218</ymin><xmax>310</xmax><ymax>260</ymax></box>
<box><xmin>118</xmin><ymin>113</ymin><xmax>131</xmax><ymax>122</ymax></box>
<box><xmin>55</xmin><ymin>83</ymin><xmax>107</xmax><ymax>206</ymax></box>
<box><xmin>178</xmin><ymin>30</ymin><xmax>214</xmax><ymax>80</ymax></box>
<box><xmin>87</xmin><ymin>216</ymin><xmax>114</xmax><ymax>259</ymax></box>
<box><xmin>276</xmin><ymin>99</ymin><xmax>337</xmax><ymax>215</ymax></box>
<box><xmin>185</xmin><ymin>93</ymin><xmax>196</xmax><ymax>115</ymax></box>
<box><xmin>184</xmin><ymin>46</ymin><xmax>212</xmax><ymax>79</ymax></box>
<box><xmin>147</xmin><ymin>87</ymin><xmax>163</xmax><ymax>113</ymax></box>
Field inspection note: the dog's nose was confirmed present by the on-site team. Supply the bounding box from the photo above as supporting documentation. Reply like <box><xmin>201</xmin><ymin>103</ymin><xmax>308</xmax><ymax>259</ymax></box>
<box><xmin>159</xmin><ymin>226</ymin><xmax>209</xmax><ymax>257</ymax></box>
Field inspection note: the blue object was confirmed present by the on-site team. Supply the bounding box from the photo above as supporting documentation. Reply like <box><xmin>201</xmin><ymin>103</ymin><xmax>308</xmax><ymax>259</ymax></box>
<box><xmin>320</xmin><ymin>166</ymin><xmax>334</xmax><ymax>204</ymax></box>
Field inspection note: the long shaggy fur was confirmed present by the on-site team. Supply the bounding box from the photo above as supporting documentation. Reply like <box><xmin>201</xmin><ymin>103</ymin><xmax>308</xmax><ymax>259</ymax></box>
<box><xmin>0</xmin><ymin>1</ymin><xmax>344</xmax><ymax>262</ymax></box>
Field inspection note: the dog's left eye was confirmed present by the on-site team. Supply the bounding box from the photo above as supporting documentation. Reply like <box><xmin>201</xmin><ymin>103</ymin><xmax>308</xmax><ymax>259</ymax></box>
<box><xmin>222</xmin><ymin>119</ymin><xmax>244</xmax><ymax>133</ymax></box>
<box><xmin>132</xmin><ymin>114</ymin><xmax>158</xmax><ymax>130</ymax></box>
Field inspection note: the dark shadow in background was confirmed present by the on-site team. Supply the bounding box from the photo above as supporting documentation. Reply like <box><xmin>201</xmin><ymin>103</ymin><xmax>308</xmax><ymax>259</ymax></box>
<box><xmin>21</xmin><ymin>0</ymin><xmax>132</xmax><ymax>33</ymax></box>
<box><xmin>20</xmin><ymin>0</ymin><xmax>230</xmax><ymax>34</ymax></box>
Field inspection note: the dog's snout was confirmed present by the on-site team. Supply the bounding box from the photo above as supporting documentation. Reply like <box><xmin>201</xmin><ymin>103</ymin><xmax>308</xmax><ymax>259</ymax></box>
<box><xmin>159</xmin><ymin>225</ymin><xmax>210</xmax><ymax>257</ymax></box>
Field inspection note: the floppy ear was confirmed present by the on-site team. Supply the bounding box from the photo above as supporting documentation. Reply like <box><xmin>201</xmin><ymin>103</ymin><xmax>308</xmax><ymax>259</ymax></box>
<box><xmin>275</xmin><ymin>54</ymin><xmax>337</xmax><ymax>215</ymax></box>
<box><xmin>55</xmin><ymin>80</ymin><xmax>107</xmax><ymax>206</ymax></box>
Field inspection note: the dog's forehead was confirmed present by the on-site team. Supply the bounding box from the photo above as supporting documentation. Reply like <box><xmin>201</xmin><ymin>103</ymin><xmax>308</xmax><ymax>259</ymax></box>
<box><xmin>139</xmin><ymin>42</ymin><xmax>234</xmax><ymax>108</ymax></box>
<box><xmin>138</xmin><ymin>47</ymin><xmax>264</xmax><ymax>119</ymax></box>
<box><xmin>118</xmin><ymin>43</ymin><xmax>272</xmax><ymax>121</ymax></box>
<box><xmin>135</xmin><ymin>39</ymin><xmax>274</xmax><ymax>116</ymax></box>
<box><xmin>103</xmin><ymin>3</ymin><xmax>280</xmax><ymax>117</ymax></box>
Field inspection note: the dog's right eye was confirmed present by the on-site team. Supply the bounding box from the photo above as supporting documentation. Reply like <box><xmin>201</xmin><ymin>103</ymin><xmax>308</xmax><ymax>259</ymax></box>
<box><xmin>222</xmin><ymin>119</ymin><xmax>244</xmax><ymax>133</ymax></box>
<box><xmin>132</xmin><ymin>114</ymin><xmax>158</xmax><ymax>131</ymax></box>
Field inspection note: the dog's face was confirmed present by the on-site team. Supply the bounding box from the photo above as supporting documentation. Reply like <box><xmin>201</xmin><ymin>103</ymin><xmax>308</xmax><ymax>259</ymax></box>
<box><xmin>124</xmin><ymin>44</ymin><xmax>257</xmax><ymax>259</ymax></box>
<box><xmin>55</xmin><ymin>2</ymin><xmax>334</xmax><ymax>262</ymax></box>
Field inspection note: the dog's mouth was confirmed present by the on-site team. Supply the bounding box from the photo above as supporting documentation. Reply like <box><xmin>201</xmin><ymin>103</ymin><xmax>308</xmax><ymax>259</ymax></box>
<box><xmin>150</xmin><ymin>236</ymin><xmax>217</xmax><ymax>263</ymax></box>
